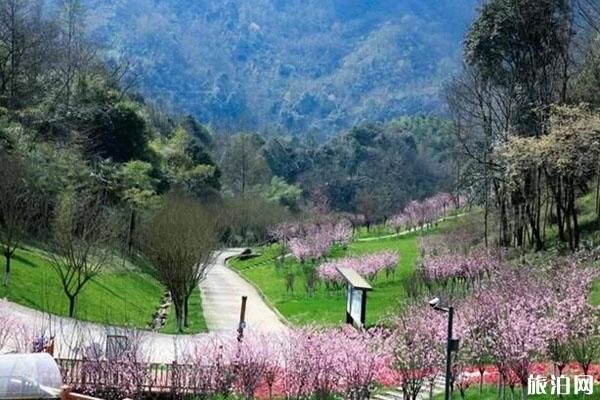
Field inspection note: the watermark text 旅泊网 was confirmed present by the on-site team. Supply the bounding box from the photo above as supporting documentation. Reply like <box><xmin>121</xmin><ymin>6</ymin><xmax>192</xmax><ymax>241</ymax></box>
<box><xmin>528</xmin><ymin>374</ymin><xmax>594</xmax><ymax>396</ymax></box>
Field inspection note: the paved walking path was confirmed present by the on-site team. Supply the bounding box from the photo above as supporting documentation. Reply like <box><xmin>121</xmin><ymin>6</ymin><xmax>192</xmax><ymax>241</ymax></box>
<box><xmin>0</xmin><ymin>298</ymin><xmax>187</xmax><ymax>363</ymax></box>
<box><xmin>374</xmin><ymin>376</ymin><xmax>446</xmax><ymax>400</ymax></box>
<box><xmin>200</xmin><ymin>249</ymin><xmax>287</xmax><ymax>334</ymax></box>
<box><xmin>355</xmin><ymin>213</ymin><xmax>465</xmax><ymax>242</ymax></box>
<box><xmin>0</xmin><ymin>248</ymin><xmax>286</xmax><ymax>363</ymax></box>
<box><xmin>374</xmin><ymin>370</ymin><xmax>482</xmax><ymax>400</ymax></box>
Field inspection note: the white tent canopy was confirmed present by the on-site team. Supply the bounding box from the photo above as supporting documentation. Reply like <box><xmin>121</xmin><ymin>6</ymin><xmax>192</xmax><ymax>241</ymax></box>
<box><xmin>0</xmin><ymin>354</ymin><xmax>62</xmax><ymax>399</ymax></box>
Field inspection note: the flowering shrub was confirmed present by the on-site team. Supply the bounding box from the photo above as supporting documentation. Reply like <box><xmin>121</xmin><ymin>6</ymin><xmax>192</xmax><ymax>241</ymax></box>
<box><xmin>420</xmin><ymin>249</ymin><xmax>500</xmax><ymax>284</ymax></box>
<box><xmin>318</xmin><ymin>251</ymin><xmax>400</xmax><ymax>287</ymax></box>
<box><xmin>70</xmin><ymin>331</ymin><xmax>150</xmax><ymax>399</ymax></box>
<box><xmin>389</xmin><ymin>192</ymin><xmax>464</xmax><ymax>233</ymax></box>
<box><xmin>286</xmin><ymin>220</ymin><xmax>351</xmax><ymax>263</ymax></box>
<box><xmin>391</xmin><ymin>306</ymin><xmax>445</xmax><ymax>400</ymax></box>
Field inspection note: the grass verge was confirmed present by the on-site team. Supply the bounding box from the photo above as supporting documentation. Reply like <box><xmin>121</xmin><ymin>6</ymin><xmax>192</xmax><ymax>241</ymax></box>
<box><xmin>160</xmin><ymin>288</ymin><xmax>207</xmax><ymax>334</ymax></box>
<box><xmin>0</xmin><ymin>245</ymin><xmax>205</xmax><ymax>332</ymax></box>
<box><xmin>229</xmin><ymin>225</ymin><xmax>450</xmax><ymax>326</ymax></box>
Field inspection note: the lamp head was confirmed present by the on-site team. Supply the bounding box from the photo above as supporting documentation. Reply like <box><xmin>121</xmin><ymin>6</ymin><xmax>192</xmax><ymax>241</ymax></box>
<box><xmin>428</xmin><ymin>297</ymin><xmax>441</xmax><ymax>308</ymax></box>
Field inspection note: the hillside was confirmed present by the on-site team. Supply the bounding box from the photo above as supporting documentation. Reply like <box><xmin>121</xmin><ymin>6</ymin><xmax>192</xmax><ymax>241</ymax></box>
<box><xmin>85</xmin><ymin>0</ymin><xmax>476</xmax><ymax>136</ymax></box>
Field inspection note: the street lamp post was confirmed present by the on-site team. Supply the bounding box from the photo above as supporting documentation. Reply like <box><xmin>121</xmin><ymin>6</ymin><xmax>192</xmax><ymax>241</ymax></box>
<box><xmin>429</xmin><ymin>297</ymin><xmax>459</xmax><ymax>400</ymax></box>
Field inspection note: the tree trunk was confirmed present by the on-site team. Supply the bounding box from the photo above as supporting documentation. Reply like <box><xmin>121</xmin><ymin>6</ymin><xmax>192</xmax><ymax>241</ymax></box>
<box><xmin>128</xmin><ymin>208</ymin><xmax>136</xmax><ymax>253</ymax></box>
<box><xmin>564</xmin><ymin>181</ymin><xmax>575</xmax><ymax>251</ymax></box>
<box><xmin>596</xmin><ymin>171</ymin><xmax>600</xmax><ymax>217</ymax></box>
<box><xmin>484</xmin><ymin>196</ymin><xmax>489</xmax><ymax>247</ymax></box>
<box><xmin>583</xmin><ymin>362</ymin><xmax>590</xmax><ymax>376</ymax></box>
<box><xmin>550</xmin><ymin>176</ymin><xmax>566</xmax><ymax>243</ymax></box>
<box><xmin>183</xmin><ymin>295</ymin><xmax>190</xmax><ymax>328</ymax></box>
<box><xmin>569</xmin><ymin>181</ymin><xmax>580</xmax><ymax>249</ymax></box>
<box><xmin>68</xmin><ymin>295</ymin><xmax>76</xmax><ymax>318</ymax></box>
<box><xmin>3</xmin><ymin>252</ymin><xmax>11</xmax><ymax>287</ymax></box>
<box><xmin>173</xmin><ymin>300</ymin><xmax>184</xmax><ymax>333</ymax></box>
<box><xmin>480</xmin><ymin>372</ymin><xmax>484</xmax><ymax>394</ymax></box>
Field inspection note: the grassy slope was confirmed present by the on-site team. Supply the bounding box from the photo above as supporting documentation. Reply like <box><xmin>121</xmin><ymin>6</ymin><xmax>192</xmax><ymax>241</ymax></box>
<box><xmin>0</xmin><ymin>246</ymin><xmax>207</xmax><ymax>332</ymax></box>
<box><xmin>572</xmin><ymin>193</ymin><xmax>600</xmax><ymax>307</ymax></box>
<box><xmin>229</xmin><ymin>220</ymin><xmax>459</xmax><ymax>326</ymax></box>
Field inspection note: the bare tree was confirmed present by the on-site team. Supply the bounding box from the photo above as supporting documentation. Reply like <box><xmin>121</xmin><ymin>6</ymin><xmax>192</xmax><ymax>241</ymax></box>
<box><xmin>220</xmin><ymin>133</ymin><xmax>271</xmax><ymax>200</ymax></box>
<box><xmin>0</xmin><ymin>0</ymin><xmax>30</xmax><ymax>108</ymax></box>
<box><xmin>139</xmin><ymin>195</ymin><xmax>220</xmax><ymax>332</ymax></box>
<box><xmin>0</xmin><ymin>0</ymin><xmax>55</xmax><ymax>109</ymax></box>
<box><xmin>0</xmin><ymin>153</ymin><xmax>34</xmax><ymax>287</ymax></box>
<box><xmin>577</xmin><ymin>0</ymin><xmax>600</xmax><ymax>33</ymax></box>
<box><xmin>48</xmin><ymin>192</ymin><xmax>114</xmax><ymax>318</ymax></box>
<box><xmin>52</xmin><ymin>0</ymin><xmax>97</xmax><ymax>112</ymax></box>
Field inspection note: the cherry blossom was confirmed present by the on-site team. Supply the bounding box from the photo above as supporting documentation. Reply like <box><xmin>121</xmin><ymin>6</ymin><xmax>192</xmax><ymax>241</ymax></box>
<box><xmin>388</xmin><ymin>213</ymin><xmax>408</xmax><ymax>233</ymax></box>
<box><xmin>391</xmin><ymin>306</ymin><xmax>446</xmax><ymax>400</ymax></box>
<box><xmin>284</xmin><ymin>219</ymin><xmax>353</xmax><ymax>263</ymax></box>
<box><xmin>420</xmin><ymin>248</ymin><xmax>500</xmax><ymax>285</ymax></box>
<box><xmin>389</xmin><ymin>192</ymin><xmax>464</xmax><ymax>233</ymax></box>
<box><xmin>331</xmin><ymin>219</ymin><xmax>352</xmax><ymax>247</ymax></box>
<box><xmin>318</xmin><ymin>251</ymin><xmax>400</xmax><ymax>285</ymax></box>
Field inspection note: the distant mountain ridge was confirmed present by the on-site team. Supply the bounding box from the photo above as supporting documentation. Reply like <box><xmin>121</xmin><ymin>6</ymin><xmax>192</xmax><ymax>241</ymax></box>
<box><xmin>85</xmin><ymin>0</ymin><xmax>476</xmax><ymax>136</ymax></box>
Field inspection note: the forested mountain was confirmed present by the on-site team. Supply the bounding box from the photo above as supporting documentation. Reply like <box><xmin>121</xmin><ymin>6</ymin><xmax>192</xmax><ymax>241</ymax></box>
<box><xmin>84</xmin><ymin>0</ymin><xmax>476</xmax><ymax>136</ymax></box>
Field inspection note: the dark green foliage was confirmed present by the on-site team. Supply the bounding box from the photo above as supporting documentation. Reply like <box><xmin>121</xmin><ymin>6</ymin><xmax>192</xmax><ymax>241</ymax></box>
<box><xmin>186</xmin><ymin>138</ymin><xmax>221</xmax><ymax>190</ymax></box>
<box><xmin>85</xmin><ymin>0</ymin><xmax>476</xmax><ymax>135</ymax></box>
<box><xmin>292</xmin><ymin>116</ymin><xmax>458</xmax><ymax>219</ymax></box>
<box><xmin>90</xmin><ymin>102</ymin><xmax>151</xmax><ymax>162</ymax></box>
<box><xmin>262</xmin><ymin>137</ymin><xmax>309</xmax><ymax>182</ymax></box>
<box><xmin>464</xmin><ymin>0</ymin><xmax>573</xmax><ymax>135</ymax></box>
<box><xmin>570</xmin><ymin>35</ymin><xmax>600</xmax><ymax>106</ymax></box>
<box><xmin>182</xmin><ymin>115</ymin><xmax>214</xmax><ymax>148</ymax></box>
<box><xmin>465</xmin><ymin>0</ymin><xmax>571</xmax><ymax>81</ymax></box>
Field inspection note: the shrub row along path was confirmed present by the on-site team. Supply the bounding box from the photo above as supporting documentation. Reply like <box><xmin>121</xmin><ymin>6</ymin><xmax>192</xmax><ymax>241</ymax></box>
<box><xmin>1</xmin><ymin>248</ymin><xmax>286</xmax><ymax>363</ymax></box>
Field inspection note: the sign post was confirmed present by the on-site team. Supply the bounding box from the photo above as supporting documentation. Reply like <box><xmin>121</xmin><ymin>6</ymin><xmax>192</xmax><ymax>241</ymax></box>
<box><xmin>337</xmin><ymin>267</ymin><xmax>372</xmax><ymax>328</ymax></box>
<box><xmin>237</xmin><ymin>295</ymin><xmax>248</xmax><ymax>342</ymax></box>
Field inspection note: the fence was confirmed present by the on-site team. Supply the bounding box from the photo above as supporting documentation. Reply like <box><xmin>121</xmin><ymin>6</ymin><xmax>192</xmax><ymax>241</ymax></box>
<box><xmin>56</xmin><ymin>358</ymin><xmax>212</xmax><ymax>395</ymax></box>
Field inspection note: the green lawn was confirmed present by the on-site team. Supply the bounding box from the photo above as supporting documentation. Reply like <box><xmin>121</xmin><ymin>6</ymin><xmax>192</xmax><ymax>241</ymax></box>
<box><xmin>354</xmin><ymin>224</ymin><xmax>396</xmax><ymax>239</ymax></box>
<box><xmin>433</xmin><ymin>385</ymin><xmax>600</xmax><ymax>400</ymax></box>
<box><xmin>569</xmin><ymin>192</ymin><xmax>600</xmax><ymax>306</ymax></box>
<box><xmin>227</xmin><ymin>207</ymin><xmax>600</xmax><ymax>327</ymax></box>
<box><xmin>0</xmin><ymin>246</ymin><xmax>206</xmax><ymax>333</ymax></box>
<box><xmin>160</xmin><ymin>288</ymin><xmax>208</xmax><ymax>334</ymax></box>
<box><xmin>229</xmin><ymin>228</ymin><xmax>433</xmax><ymax>326</ymax></box>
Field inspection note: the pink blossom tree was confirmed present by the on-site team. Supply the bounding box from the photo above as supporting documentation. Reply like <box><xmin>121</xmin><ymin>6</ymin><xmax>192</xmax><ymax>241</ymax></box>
<box><xmin>333</xmin><ymin>326</ymin><xmax>391</xmax><ymax>400</ymax></box>
<box><xmin>288</xmin><ymin>223</ymin><xmax>334</xmax><ymax>263</ymax></box>
<box><xmin>318</xmin><ymin>251</ymin><xmax>400</xmax><ymax>288</ymax></box>
<box><xmin>388</xmin><ymin>213</ymin><xmax>407</xmax><ymax>234</ymax></box>
<box><xmin>342</xmin><ymin>213</ymin><xmax>366</xmax><ymax>237</ymax></box>
<box><xmin>234</xmin><ymin>333</ymin><xmax>274</xmax><ymax>400</ymax></box>
<box><xmin>331</xmin><ymin>219</ymin><xmax>352</xmax><ymax>248</ymax></box>
<box><xmin>391</xmin><ymin>306</ymin><xmax>445</xmax><ymax>400</ymax></box>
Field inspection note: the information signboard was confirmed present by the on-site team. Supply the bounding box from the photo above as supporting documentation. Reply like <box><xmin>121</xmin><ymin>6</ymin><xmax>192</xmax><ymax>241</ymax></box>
<box><xmin>350</xmin><ymin>287</ymin><xmax>363</xmax><ymax>324</ymax></box>
<box><xmin>337</xmin><ymin>267</ymin><xmax>372</xmax><ymax>327</ymax></box>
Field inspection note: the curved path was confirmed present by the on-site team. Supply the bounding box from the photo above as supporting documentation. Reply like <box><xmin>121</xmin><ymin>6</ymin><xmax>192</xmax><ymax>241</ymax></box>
<box><xmin>0</xmin><ymin>299</ymin><xmax>188</xmax><ymax>363</ymax></box>
<box><xmin>0</xmin><ymin>248</ymin><xmax>286</xmax><ymax>363</ymax></box>
<box><xmin>355</xmin><ymin>213</ymin><xmax>465</xmax><ymax>242</ymax></box>
<box><xmin>200</xmin><ymin>249</ymin><xmax>287</xmax><ymax>334</ymax></box>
